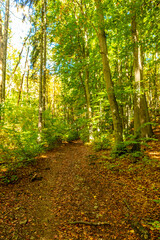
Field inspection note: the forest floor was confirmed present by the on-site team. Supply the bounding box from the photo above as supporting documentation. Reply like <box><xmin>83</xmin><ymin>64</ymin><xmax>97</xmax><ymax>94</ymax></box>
<box><xmin>0</xmin><ymin>126</ymin><xmax>160</xmax><ymax>240</ymax></box>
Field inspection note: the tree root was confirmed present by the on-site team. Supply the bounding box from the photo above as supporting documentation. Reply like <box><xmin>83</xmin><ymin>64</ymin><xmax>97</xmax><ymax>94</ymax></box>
<box><xmin>69</xmin><ymin>221</ymin><xmax>111</xmax><ymax>226</ymax></box>
<box><xmin>123</xmin><ymin>198</ymin><xmax>151</xmax><ymax>240</ymax></box>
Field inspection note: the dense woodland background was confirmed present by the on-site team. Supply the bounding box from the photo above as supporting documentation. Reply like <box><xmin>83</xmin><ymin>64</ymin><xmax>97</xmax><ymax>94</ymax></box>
<box><xmin>0</xmin><ymin>0</ymin><xmax>159</xmax><ymax>168</ymax></box>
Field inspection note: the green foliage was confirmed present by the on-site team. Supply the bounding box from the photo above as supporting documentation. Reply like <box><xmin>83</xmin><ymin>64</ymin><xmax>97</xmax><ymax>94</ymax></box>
<box><xmin>79</xmin><ymin>129</ymin><xmax>89</xmax><ymax>143</ymax></box>
<box><xmin>130</xmin><ymin>151</ymin><xmax>143</xmax><ymax>159</ymax></box>
<box><xmin>1</xmin><ymin>0</ymin><xmax>159</xmax><ymax>177</ymax></box>
<box><xmin>148</xmin><ymin>200</ymin><xmax>160</xmax><ymax>235</ymax></box>
<box><xmin>105</xmin><ymin>162</ymin><xmax>120</xmax><ymax>171</ymax></box>
<box><xmin>1</xmin><ymin>174</ymin><xmax>18</xmax><ymax>184</ymax></box>
<box><xmin>0</xmin><ymin>103</ymin><xmax>62</xmax><ymax>170</ymax></box>
<box><xmin>148</xmin><ymin>221</ymin><xmax>160</xmax><ymax>232</ymax></box>
<box><xmin>93</xmin><ymin>134</ymin><xmax>111</xmax><ymax>152</ymax></box>
<box><xmin>0</xmin><ymin>98</ymin><xmax>82</xmax><ymax>174</ymax></box>
<box><xmin>42</xmin><ymin>121</ymin><xmax>62</xmax><ymax>149</ymax></box>
<box><xmin>64</xmin><ymin>129</ymin><xmax>79</xmax><ymax>142</ymax></box>
<box><xmin>42</xmin><ymin>128</ymin><xmax>62</xmax><ymax>149</ymax></box>
<box><xmin>0</xmin><ymin>125</ymin><xmax>43</xmax><ymax>169</ymax></box>
<box><xmin>75</xmin><ymin>118</ymin><xmax>90</xmax><ymax>143</ymax></box>
<box><xmin>111</xmin><ymin>142</ymin><xmax>127</xmax><ymax>158</ymax></box>
<box><xmin>43</xmin><ymin>115</ymin><xmax>79</xmax><ymax>144</ymax></box>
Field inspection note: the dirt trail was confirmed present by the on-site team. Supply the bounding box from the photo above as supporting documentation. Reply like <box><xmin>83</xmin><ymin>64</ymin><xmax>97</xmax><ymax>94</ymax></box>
<box><xmin>0</xmin><ymin>138</ymin><xmax>160</xmax><ymax>240</ymax></box>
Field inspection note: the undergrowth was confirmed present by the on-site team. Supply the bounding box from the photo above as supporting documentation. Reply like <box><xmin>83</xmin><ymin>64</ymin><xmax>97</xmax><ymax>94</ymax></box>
<box><xmin>0</xmin><ymin>102</ymin><xmax>80</xmax><ymax>181</ymax></box>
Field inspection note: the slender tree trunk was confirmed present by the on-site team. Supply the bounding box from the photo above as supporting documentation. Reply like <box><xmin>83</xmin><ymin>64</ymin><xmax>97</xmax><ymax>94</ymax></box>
<box><xmin>26</xmin><ymin>61</ymin><xmax>30</xmax><ymax>100</ymax></box>
<box><xmin>153</xmin><ymin>47</ymin><xmax>158</xmax><ymax>121</ymax></box>
<box><xmin>117</xmin><ymin>57</ymin><xmax>124</xmax><ymax>130</ymax></box>
<box><xmin>38</xmin><ymin>3</ymin><xmax>44</xmax><ymax>132</ymax></box>
<box><xmin>84</xmin><ymin>30</ymin><xmax>93</xmax><ymax>142</ymax></box>
<box><xmin>17</xmin><ymin>47</ymin><xmax>29</xmax><ymax>105</ymax></box>
<box><xmin>2</xmin><ymin>0</ymin><xmax>9</xmax><ymax>102</ymax></box>
<box><xmin>0</xmin><ymin>10</ymin><xmax>3</xmax><ymax>121</ymax></box>
<box><xmin>131</xmin><ymin>14</ymin><xmax>141</xmax><ymax>151</ymax></box>
<box><xmin>52</xmin><ymin>79</ymin><xmax>56</xmax><ymax>117</ymax></box>
<box><xmin>84</xmin><ymin>70</ymin><xmax>92</xmax><ymax>120</ymax></box>
<box><xmin>124</xmin><ymin>44</ymin><xmax>133</xmax><ymax>134</ymax></box>
<box><xmin>76</xmin><ymin>2</ymin><xmax>93</xmax><ymax>142</ymax></box>
<box><xmin>42</xmin><ymin>0</ymin><xmax>47</xmax><ymax>118</ymax></box>
<box><xmin>10</xmin><ymin>30</ymin><xmax>31</xmax><ymax>82</ymax></box>
<box><xmin>94</xmin><ymin>0</ymin><xmax>123</xmax><ymax>149</ymax></box>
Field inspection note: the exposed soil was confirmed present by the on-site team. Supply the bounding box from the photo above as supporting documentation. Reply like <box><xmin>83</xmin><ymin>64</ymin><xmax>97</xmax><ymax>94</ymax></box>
<box><xmin>0</xmin><ymin>126</ymin><xmax>160</xmax><ymax>240</ymax></box>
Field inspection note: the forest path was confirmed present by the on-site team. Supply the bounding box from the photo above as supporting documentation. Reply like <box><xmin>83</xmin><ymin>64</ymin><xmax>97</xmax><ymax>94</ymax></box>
<box><xmin>1</xmin><ymin>133</ymin><xmax>160</xmax><ymax>240</ymax></box>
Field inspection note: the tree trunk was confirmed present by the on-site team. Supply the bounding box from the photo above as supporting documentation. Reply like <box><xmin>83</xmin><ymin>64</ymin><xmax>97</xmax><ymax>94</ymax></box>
<box><xmin>26</xmin><ymin>60</ymin><xmax>30</xmax><ymax>100</ymax></box>
<box><xmin>17</xmin><ymin>47</ymin><xmax>29</xmax><ymax>105</ymax></box>
<box><xmin>153</xmin><ymin>47</ymin><xmax>158</xmax><ymax>122</ymax></box>
<box><xmin>75</xmin><ymin>2</ymin><xmax>93</xmax><ymax>142</ymax></box>
<box><xmin>42</xmin><ymin>0</ymin><xmax>47</xmax><ymax>118</ymax></box>
<box><xmin>140</xmin><ymin>43</ymin><xmax>153</xmax><ymax>137</ymax></box>
<box><xmin>0</xmin><ymin>10</ymin><xmax>3</xmax><ymax>121</ymax></box>
<box><xmin>2</xmin><ymin>0</ymin><xmax>10</xmax><ymax>102</ymax></box>
<box><xmin>38</xmin><ymin>3</ymin><xmax>44</xmax><ymax>132</ymax></box>
<box><xmin>140</xmin><ymin>93</ymin><xmax>153</xmax><ymax>138</ymax></box>
<box><xmin>132</xmin><ymin>11</ymin><xmax>153</xmax><ymax>145</ymax></box>
<box><xmin>124</xmin><ymin>42</ymin><xmax>133</xmax><ymax>135</ymax></box>
<box><xmin>10</xmin><ymin>30</ymin><xmax>31</xmax><ymax>82</ymax></box>
<box><xmin>79</xmin><ymin>69</ymin><xmax>92</xmax><ymax>142</ymax></box>
<box><xmin>117</xmin><ymin>56</ymin><xmax>124</xmax><ymax>130</ymax></box>
<box><xmin>84</xmin><ymin>30</ymin><xmax>93</xmax><ymax>142</ymax></box>
<box><xmin>94</xmin><ymin>0</ymin><xmax>123</xmax><ymax>149</ymax></box>
<box><xmin>131</xmin><ymin>14</ymin><xmax>141</xmax><ymax>151</ymax></box>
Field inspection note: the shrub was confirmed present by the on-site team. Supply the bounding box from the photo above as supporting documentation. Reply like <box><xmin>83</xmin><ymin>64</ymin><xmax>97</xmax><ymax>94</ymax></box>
<box><xmin>93</xmin><ymin>134</ymin><xmax>111</xmax><ymax>151</ymax></box>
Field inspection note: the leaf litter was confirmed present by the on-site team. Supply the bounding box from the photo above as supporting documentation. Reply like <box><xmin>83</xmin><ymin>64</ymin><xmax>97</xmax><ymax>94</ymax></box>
<box><xmin>0</xmin><ymin>127</ymin><xmax>160</xmax><ymax>240</ymax></box>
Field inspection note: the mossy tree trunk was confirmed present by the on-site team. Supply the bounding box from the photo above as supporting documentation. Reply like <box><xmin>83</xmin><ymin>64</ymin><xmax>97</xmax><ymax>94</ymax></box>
<box><xmin>94</xmin><ymin>0</ymin><xmax>123</xmax><ymax>149</ymax></box>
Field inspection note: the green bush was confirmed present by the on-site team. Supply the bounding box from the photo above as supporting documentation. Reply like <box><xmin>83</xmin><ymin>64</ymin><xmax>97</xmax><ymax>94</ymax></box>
<box><xmin>42</xmin><ymin>127</ymin><xmax>62</xmax><ymax>149</ymax></box>
<box><xmin>93</xmin><ymin>134</ymin><xmax>111</xmax><ymax>151</ymax></box>
<box><xmin>65</xmin><ymin>130</ymin><xmax>79</xmax><ymax>142</ymax></box>
<box><xmin>0</xmin><ymin>127</ymin><xmax>43</xmax><ymax>169</ymax></box>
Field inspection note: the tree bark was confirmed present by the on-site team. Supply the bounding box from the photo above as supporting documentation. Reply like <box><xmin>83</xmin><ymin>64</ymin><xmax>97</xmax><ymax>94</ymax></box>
<box><xmin>38</xmin><ymin>2</ymin><xmax>44</xmax><ymax>132</ymax></box>
<box><xmin>117</xmin><ymin>56</ymin><xmax>124</xmax><ymax>130</ymax></box>
<box><xmin>124</xmin><ymin>40</ymin><xmax>133</xmax><ymax>135</ymax></box>
<box><xmin>74</xmin><ymin>2</ymin><xmax>93</xmax><ymax>142</ymax></box>
<box><xmin>0</xmin><ymin>10</ymin><xmax>3</xmax><ymax>110</ymax></box>
<box><xmin>0</xmin><ymin>9</ymin><xmax>3</xmax><ymax>122</ymax></box>
<box><xmin>2</xmin><ymin>0</ymin><xmax>10</xmax><ymax>102</ymax></box>
<box><xmin>94</xmin><ymin>0</ymin><xmax>123</xmax><ymax>148</ymax></box>
<box><xmin>17</xmin><ymin>47</ymin><xmax>29</xmax><ymax>105</ymax></box>
<box><xmin>42</xmin><ymin>0</ymin><xmax>47</xmax><ymax>116</ymax></box>
<box><xmin>139</xmin><ymin>43</ymin><xmax>153</xmax><ymax>137</ymax></box>
<box><xmin>131</xmin><ymin>14</ymin><xmax>141</xmax><ymax>151</ymax></box>
<box><xmin>84</xmin><ymin>31</ymin><xmax>93</xmax><ymax>142</ymax></box>
<box><xmin>153</xmin><ymin>47</ymin><xmax>158</xmax><ymax>122</ymax></box>
<box><xmin>140</xmin><ymin>92</ymin><xmax>153</xmax><ymax>138</ymax></box>
<box><xmin>131</xmin><ymin>11</ymin><xmax>153</xmax><ymax>145</ymax></box>
<box><xmin>26</xmin><ymin>60</ymin><xmax>30</xmax><ymax>100</ymax></box>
